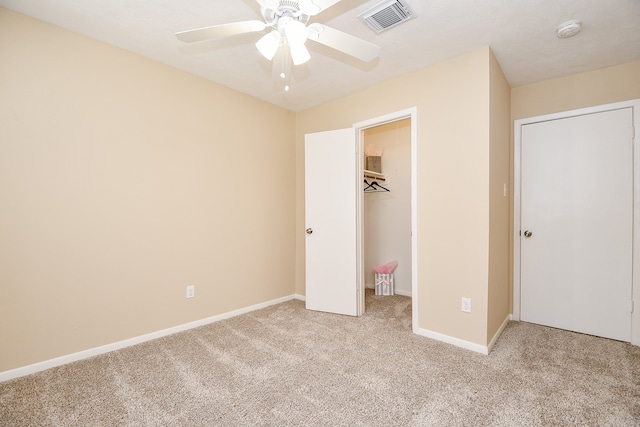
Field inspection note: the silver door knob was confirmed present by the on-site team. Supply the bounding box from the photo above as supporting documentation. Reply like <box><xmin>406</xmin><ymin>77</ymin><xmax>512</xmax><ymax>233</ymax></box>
<box><xmin>523</xmin><ymin>230</ymin><xmax>533</xmax><ymax>238</ymax></box>
<box><xmin>306</xmin><ymin>228</ymin><xmax>313</xmax><ymax>235</ymax></box>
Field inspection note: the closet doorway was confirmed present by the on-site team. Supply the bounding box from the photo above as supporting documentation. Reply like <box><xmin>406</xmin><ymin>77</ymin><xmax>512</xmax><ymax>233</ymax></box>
<box><xmin>304</xmin><ymin>108</ymin><xmax>417</xmax><ymax>331</ymax></box>
<box><xmin>355</xmin><ymin>108</ymin><xmax>417</xmax><ymax>332</ymax></box>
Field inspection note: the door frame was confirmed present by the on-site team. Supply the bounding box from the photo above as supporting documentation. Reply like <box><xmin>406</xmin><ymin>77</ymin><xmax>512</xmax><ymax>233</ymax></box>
<box><xmin>512</xmin><ymin>99</ymin><xmax>640</xmax><ymax>345</ymax></box>
<box><xmin>354</xmin><ymin>107</ymin><xmax>418</xmax><ymax>333</ymax></box>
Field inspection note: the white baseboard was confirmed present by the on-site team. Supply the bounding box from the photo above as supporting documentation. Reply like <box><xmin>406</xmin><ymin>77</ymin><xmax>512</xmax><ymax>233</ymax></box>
<box><xmin>416</xmin><ymin>314</ymin><xmax>512</xmax><ymax>355</ymax></box>
<box><xmin>416</xmin><ymin>327</ymin><xmax>490</xmax><ymax>355</ymax></box>
<box><xmin>487</xmin><ymin>314</ymin><xmax>512</xmax><ymax>354</ymax></box>
<box><xmin>0</xmin><ymin>294</ymin><xmax>299</xmax><ymax>383</ymax></box>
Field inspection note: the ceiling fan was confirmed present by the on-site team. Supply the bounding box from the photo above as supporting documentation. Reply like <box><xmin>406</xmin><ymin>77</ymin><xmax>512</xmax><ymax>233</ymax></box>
<box><xmin>175</xmin><ymin>0</ymin><xmax>380</xmax><ymax>91</ymax></box>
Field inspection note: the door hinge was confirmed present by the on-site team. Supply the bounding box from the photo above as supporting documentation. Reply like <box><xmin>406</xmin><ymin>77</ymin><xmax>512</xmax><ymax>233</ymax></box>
<box><xmin>632</xmin><ymin>300</ymin><xmax>635</xmax><ymax>313</ymax></box>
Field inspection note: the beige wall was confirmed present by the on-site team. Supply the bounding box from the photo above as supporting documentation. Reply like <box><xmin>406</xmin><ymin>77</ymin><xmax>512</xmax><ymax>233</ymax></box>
<box><xmin>487</xmin><ymin>51</ymin><xmax>512</xmax><ymax>343</ymax></box>
<box><xmin>512</xmin><ymin>60</ymin><xmax>640</xmax><ymax>120</ymax></box>
<box><xmin>0</xmin><ymin>9</ymin><xmax>296</xmax><ymax>372</ymax></box>
<box><xmin>297</xmin><ymin>47</ymin><xmax>509</xmax><ymax>346</ymax></box>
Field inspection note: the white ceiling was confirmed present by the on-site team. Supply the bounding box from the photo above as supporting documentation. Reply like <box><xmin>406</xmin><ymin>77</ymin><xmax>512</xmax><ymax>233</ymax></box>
<box><xmin>2</xmin><ymin>0</ymin><xmax>639</xmax><ymax>112</ymax></box>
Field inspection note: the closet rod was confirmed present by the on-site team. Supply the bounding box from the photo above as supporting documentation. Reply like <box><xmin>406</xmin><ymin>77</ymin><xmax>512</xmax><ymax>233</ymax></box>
<box><xmin>364</xmin><ymin>171</ymin><xmax>386</xmax><ymax>181</ymax></box>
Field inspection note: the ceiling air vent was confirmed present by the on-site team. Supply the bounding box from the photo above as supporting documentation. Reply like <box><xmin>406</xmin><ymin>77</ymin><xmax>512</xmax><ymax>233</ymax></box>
<box><xmin>357</xmin><ymin>0</ymin><xmax>416</xmax><ymax>34</ymax></box>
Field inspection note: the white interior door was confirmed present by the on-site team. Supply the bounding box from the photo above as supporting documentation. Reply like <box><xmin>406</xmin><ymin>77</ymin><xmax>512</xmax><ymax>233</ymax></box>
<box><xmin>305</xmin><ymin>128</ymin><xmax>358</xmax><ymax>316</ymax></box>
<box><xmin>520</xmin><ymin>108</ymin><xmax>633</xmax><ymax>341</ymax></box>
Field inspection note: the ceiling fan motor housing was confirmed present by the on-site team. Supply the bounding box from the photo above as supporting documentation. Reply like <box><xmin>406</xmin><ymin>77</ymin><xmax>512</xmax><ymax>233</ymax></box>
<box><xmin>262</xmin><ymin>2</ymin><xmax>311</xmax><ymax>26</ymax></box>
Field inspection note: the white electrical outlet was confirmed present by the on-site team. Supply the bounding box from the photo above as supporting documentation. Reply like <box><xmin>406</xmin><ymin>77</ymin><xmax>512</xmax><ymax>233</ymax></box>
<box><xmin>461</xmin><ymin>297</ymin><xmax>471</xmax><ymax>313</ymax></box>
<box><xmin>186</xmin><ymin>285</ymin><xmax>195</xmax><ymax>299</ymax></box>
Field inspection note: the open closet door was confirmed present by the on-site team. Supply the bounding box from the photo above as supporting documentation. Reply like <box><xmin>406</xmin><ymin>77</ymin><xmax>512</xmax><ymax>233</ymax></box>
<box><xmin>305</xmin><ymin>128</ymin><xmax>358</xmax><ymax>316</ymax></box>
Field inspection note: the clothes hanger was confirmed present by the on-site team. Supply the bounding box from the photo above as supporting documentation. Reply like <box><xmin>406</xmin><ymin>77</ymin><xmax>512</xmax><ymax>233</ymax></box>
<box><xmin>363</xmin><ymin>179</ymin><xmax>376</xmax><ymax>191</ymax></box>
<box><xmin>364</xmin><ymin>179</ymin><xmax>378</xmax><ymax>191</ymax></box>
<box><xmin>363</xmin><ymin>179</ymin><xmax>390</xmax><ymax>192</ymax></box>
<box><xmin>371</xmin><ymin>181</ymin><xmax>390</xmax><ymax>192</ymax></box>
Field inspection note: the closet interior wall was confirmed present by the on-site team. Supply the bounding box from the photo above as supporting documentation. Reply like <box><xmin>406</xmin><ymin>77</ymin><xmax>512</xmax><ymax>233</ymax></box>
<box><xmin>363</xmin><ymin>119</ymin><xmax>412</xmax><ymax>296</ymax></box>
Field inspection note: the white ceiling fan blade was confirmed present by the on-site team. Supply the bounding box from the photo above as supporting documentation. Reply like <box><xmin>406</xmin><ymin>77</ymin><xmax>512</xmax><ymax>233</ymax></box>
<box><xmin>307</xmin><ymin>23</ymin><xmax>380</xmax><ymax>62</ymax></box>
<box><xmin>306</xmin><ymin>0</ymin><xmax>344</xmax><ymax>14</ymax></box>
<box><xmin>176</xmin><ymin>20</ymin><xmax>266</xmax><ymax>43</ymax></box>
<box><xmin>296</xmin><ymin>0</ymin><xmax>344</xmax><ymax>16</ymax></box>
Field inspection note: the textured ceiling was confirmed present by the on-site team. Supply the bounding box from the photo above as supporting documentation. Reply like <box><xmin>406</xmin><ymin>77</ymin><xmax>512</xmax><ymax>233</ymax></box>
<box><xmin>1</xmin><ymin>0</ymin><xmax>639</xmax><ymax>112</ymax></box>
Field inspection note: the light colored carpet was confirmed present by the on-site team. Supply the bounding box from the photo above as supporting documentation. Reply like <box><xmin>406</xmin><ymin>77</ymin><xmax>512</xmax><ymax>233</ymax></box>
<box><xmin>1</xmin><ymin>290</ymin><xmax>639</xmax><ymax>426</ymax></box>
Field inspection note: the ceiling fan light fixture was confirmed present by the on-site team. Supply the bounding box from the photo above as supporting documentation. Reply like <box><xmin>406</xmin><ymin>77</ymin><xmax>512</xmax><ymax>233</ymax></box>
<box><xmin>256</xmin><ymin>30</ymin><xmax>281</xmax><ymax>60</ymax></box>
<box><xmin>177</xmin><ymin>0</ymin><xmax>382</xmax><ymax>93</ymax></box>
<box><xmin>290</xmin><ymin>43</ymin><xmax>311</xmax><ymax>65</ymax></box>
<box><xmin>284</xmin><ymin>20</ymin><xmax>308</xmax><ymax>45</ymax></box>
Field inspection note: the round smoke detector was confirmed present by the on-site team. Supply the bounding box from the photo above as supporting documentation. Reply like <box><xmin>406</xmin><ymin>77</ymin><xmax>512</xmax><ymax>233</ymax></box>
<box><xmin>557</xmin><ymin>20</ymin><xmax>582</xmax><ymax>38</ymax></box>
